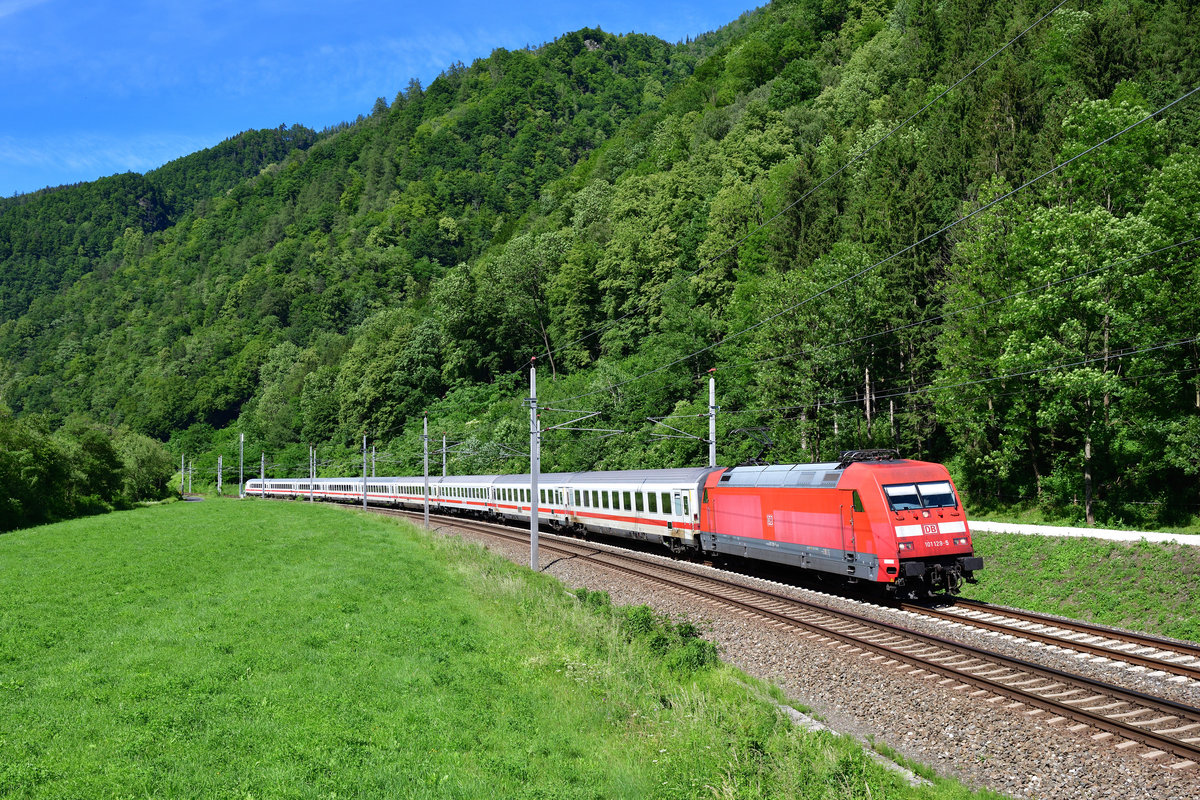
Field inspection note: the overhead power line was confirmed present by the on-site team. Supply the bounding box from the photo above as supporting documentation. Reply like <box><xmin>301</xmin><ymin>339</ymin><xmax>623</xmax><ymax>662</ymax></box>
<box><xmin>552</xmin><ymin>83</ymin><xmax>1200</xmax><ymax>406</ymax></box>
<box><xmin>725</xmin><ymin>235</ymin><xmax>1200</xmax><ymax>373</ymax></box>
<box><xmin>721</xmin><ymin>336</ymin><xmax>1200</xmax><ymax>416</ymax></box>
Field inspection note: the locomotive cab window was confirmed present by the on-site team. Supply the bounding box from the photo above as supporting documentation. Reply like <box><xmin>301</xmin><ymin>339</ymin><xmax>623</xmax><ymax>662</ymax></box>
<box><xmin>883</xmin><ymin>482</ymin><xmax>958</xmax><ymax>511</ymax></box>
<box><xmin>920</xmin><ymin>481</ymin><xmax>957</xmax><ymax>508</ymax></box>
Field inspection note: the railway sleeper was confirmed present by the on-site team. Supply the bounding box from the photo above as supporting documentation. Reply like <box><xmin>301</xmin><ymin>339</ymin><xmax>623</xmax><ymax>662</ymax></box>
<box><xmin>1040</xmin><ymin>688</ymin><xmax>1091</xmax><ymax>700</ymax></box>
<box><xmin>996</xmin><ymin>676</ymin><xmax>1053</xmax><ymax>689</ymax></box>
<box><xmin>963</xmin><ymin>666</ymin><xmax>1014</xmax><ymax>678</ymax></box>
<box><xmin>1077</xmin><ymin>701</ymin><xmax>1132</xmax><ymax>712</ymax></box>
<box><xmin>1106</xmin><ymin>708</ymin><xmax>1158</xmax><ymax>720</ymax></box>
<box><xmin>1131</xmin><ymin>716</ymin><xmax>1181</xmax><ymax>727</ymax></box>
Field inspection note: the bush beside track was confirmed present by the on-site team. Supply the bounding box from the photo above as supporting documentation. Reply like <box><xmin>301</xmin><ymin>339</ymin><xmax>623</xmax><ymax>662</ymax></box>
<box><xmin>962</xmin><ymin>534</ymin><xmax>1200</xmax><ymax>643</ymax></box>
<box><xmin>0</xmin><ymin>499</ymin><xmax>1000</xmax><ymax>799</ymax></box>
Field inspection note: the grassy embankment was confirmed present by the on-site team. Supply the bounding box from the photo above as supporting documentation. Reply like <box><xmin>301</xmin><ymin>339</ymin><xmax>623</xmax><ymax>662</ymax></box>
<box><xmin>0</xmin><ymin>500</ymin><xmax>999</xmax><ymax>799</ymax></box>
<box><xmin>964</xmin><ymin>534</ymin><xmax>1200</xmax><ymax>642</ymax></box>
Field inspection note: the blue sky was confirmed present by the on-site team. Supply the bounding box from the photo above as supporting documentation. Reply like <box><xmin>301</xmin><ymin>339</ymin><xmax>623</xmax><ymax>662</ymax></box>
<box><xmin>0</xmin><ymin>0</ymin><xmax>755</xmax><ymax>197</ymax></box>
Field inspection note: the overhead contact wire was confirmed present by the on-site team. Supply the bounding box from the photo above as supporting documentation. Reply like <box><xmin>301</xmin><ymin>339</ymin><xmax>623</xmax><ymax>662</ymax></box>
<box><xmin>721</xmin><ymin>336</ymin><xmax>1200</xmax><ymax>416</ymax></box>
<box><xmin>725</xmin><ymin>235</ymin><xmax>1200</xmax><ymax>373</ymax></box>
<box><xmin>553</xmin><ymin>83</ymin><xmax>1200</xmax><ymax>406</ymax></box>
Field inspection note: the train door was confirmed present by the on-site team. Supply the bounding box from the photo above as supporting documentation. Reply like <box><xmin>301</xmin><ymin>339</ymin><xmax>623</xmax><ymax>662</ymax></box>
<box><xmin>839</xmin><ymin>489</ymin><xmax>858</xmax><ymax>559</ymax></box>
<box><xmin>703</xmin><ymin>485</ymin><xmax>713</xmax><ymax>527</ymax></box>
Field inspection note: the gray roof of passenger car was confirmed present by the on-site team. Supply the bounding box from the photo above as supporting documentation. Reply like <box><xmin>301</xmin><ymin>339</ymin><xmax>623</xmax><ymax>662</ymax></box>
<box><xmin>491</xmin><ymin>468</ymin><xmax>720</xmax><ymax>486</ymax></box>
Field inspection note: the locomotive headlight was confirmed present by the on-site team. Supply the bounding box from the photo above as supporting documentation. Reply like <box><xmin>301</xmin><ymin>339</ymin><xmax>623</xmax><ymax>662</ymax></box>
<box><xmin>953</xmin><ymin>537</ymin><xmax>968</xmax><ymax>545</ymax></box>
<box><xmin>898</xmin><ymin>541</ymin><xmax>914</xmax><ymax>551</ymax></box>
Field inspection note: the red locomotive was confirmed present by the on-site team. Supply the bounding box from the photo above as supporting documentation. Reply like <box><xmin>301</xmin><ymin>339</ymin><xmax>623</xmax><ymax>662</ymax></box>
<box><xmin>698</xmin><ymin>451</ymin><xmax>982</xmax><ymax>595</ymax></box>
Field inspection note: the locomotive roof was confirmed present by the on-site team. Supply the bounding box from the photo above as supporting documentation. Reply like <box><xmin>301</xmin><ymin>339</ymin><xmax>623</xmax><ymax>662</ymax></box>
<box><xmin>719</xmin><ymin>462</ymin><xmax>848</xmax><ymax>489</ymax></box>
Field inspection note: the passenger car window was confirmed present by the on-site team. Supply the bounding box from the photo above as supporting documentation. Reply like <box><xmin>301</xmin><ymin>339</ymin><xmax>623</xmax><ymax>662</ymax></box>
<box><xmin>647</xmin><ymin>492</ymin><xmax>657</xmax><ymax>513</ymax></box>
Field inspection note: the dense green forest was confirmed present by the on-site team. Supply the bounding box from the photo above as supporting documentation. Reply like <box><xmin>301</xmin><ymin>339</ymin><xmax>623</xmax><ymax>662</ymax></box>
<box><xmin>2</xmin><ymin>0</ymin><xmax>1198</xmax><ymax>530</ymax></box>
<box><xmin>0</xmin><ymin>413</ymin><xmax>175</xmax><ymax>531</ymax></box>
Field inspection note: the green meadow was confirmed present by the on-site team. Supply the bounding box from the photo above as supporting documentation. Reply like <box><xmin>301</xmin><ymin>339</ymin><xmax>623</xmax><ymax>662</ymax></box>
<box><xmin>963</xmin><ymin>534</ymin><xmax>1200</xmax><ymax>643</ymax></box>
<box><xmin>0</xmin><ymin>500</ymin><xmax>999</xmax><ymax>799</ymax></box>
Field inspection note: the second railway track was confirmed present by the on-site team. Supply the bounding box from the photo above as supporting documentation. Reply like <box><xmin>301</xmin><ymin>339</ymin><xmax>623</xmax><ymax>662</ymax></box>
<box><xmin>900</xmin><ymin>598</ymin><xmax>1200</xmax><ymax>683</ymax></box>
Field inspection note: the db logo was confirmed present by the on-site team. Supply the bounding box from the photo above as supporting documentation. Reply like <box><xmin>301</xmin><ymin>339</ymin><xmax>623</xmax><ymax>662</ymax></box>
<box><xmin>922</xmin><ymin>523</ymin><xmax>939</xmax><ymax>535</ymax></box>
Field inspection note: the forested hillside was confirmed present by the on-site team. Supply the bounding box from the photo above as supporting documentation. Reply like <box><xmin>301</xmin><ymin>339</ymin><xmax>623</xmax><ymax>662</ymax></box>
<box><xmin>2</xmin><ymin>0</ymin><xmax>1198</xmax><ymax>529</ymax></box>
<box><xmin>0</xmin><ymin>125</ymin><xmax>317</xmax><ymax>322</ymax></box>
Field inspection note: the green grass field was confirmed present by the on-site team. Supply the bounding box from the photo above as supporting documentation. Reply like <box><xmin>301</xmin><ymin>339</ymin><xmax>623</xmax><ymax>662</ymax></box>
<box><xmin>0</xmin><ymin>500</ymin><xmax>1000</xmax><ymax>799</ymax></box>
<box><xmin>963</xmin><ymin>534</ymin><xmax>1200</xmax><ymax>642</ymax></box>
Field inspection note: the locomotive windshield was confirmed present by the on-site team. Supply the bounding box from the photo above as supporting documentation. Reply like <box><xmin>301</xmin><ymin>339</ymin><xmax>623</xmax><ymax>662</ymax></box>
<box><xmin>883</xmin><ymin>481</ymin><xmax>958</xmax><ymax>511</ymax></box>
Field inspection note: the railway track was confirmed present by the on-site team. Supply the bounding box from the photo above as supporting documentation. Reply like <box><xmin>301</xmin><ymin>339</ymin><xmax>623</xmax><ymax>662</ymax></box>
<box><xmin>380</xmin><ymin>507</ymin><xmax>1200</xmax><ymax>768</ymax></box>
<box><xmin>900</xmin><ymin>598</ymin><xmax>1200</xmax><ymax>683</ymax></box>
